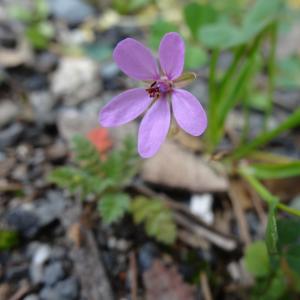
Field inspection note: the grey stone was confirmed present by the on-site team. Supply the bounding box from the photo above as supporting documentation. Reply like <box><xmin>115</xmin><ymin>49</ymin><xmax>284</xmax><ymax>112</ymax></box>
<box><xmin>35</xmin><ymin>191</ymin><xmax>66</xmax><ymax>227</ymax></box>
<box><xmin>43</xmin><ymin>262</ymin><xmax>65</xmax><ymax>286</ymax></box>
<box><xmin>47</xmin><ymin>0</ymin><xmax>95</xmax><ymax>26</ymax></box>
<box><xmin>51</xmin><ymin>57</ymin><xmax>101</xmax><ymax>106</ymax></box>
<box><xmin>23</xmin><ymin>295</ymin><xmax>39</xmax><ymax>300</ymax></box>
<box><xmin>5</xmin><ymin>208</ymin><xmax>40</xmax><ymax>239</ymax></box>
<box><xmin>0</xmin><ymin>100</ymin><xmax>19</xmax><ymax>127</ymax></box>
<box><xmin>100</xmin><ymin>62</ymin><xmax>119</xmax><ymax>80</ymax></box>
<box><xmin>55</xmin><ymin>277</ymin><xmax>79</xmax><ymax>300</ymax></box>
<box><xmin>0</xmin><ymin>123</ymin><xmax>23</xmax><ymax>149</ymax></box>
<box><xmin>40</xmin><ymin>277</ymin><xmax>79</xmax><ymax>300</ymax></box>
<box><xmin>29</xmin><ymin>92</ymin><xmax>56</xmax><ymax>124</ymax></box>
<box><xmin>57</xmin><ymin>107</ymin><xmax>98</xmax><ymax>143</ymax></box>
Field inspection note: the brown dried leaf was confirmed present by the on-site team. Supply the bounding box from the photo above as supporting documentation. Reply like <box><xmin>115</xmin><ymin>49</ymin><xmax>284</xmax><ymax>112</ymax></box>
<box><xmin>143</xmin><ymin>260</ymin><xmax>195</xmax><ymax>300</ymax></box>
<box><xmin>141</xmin><ymin>140</ymin><xmax>228</xmax><ymax>193</ymax></box>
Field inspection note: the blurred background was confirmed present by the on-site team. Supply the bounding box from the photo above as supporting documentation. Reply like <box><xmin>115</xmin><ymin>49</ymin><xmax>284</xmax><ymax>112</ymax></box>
<box><xmin>0</xmin><ymin>0</ymin><xmax>300</xmax><ymax>299</ymax></box>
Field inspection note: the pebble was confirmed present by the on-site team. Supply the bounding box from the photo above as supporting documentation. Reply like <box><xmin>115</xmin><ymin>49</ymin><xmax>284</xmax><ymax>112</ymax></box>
<box><xmin>57</xmin><ymin>108</ymin><xmax>98</xmax><ymax>143</ymax></box>
<box><xmin>40</xmin><ymin>277</ymin><xmax>79</xmax><ymax>300</ymax></box>
<box><xmin>0</xmin><ymin>100</ymin><xmax>19</xmax><ymax>128</ymax></box>
<box><xmin>43</xmin><ymin>262</ymin><xmax>65</xmax><ymax>286</ymax></box>
<box><xmin>138</xmin><ymin>243</ymin><xmax>159</xmax><ymax>272</ymax></box>
<box><xmin>47</xmin><ymin>0</ymin><xmax>95</xmax><ymax>26</ymax></box>
<box><xmin>29</xmin><ymin>91</ymin><xmax>56</xmax><ymax>124</ymax></box>
<box><xmin>5</xmin><ymin>208</ymin><xmax>40</xmax><ymax>239</ymax></box>
<box><xmin>35</xmin><ymin>191</ymin><xmax>66</xmax><ymax>227</ymax></box>
<box><xmin>0</xmin><ymin>123</ymin><xmax>23</xmax><ymax>150</ymax></box>
<box><xmin>23</xmin><ymin>295</ymin><xmax>39</xmax><ymax>300</ymax></box>
<box><xmin>51</xmin><ymin>57</ymin><xmax>101</xmax><ymax>106</ymax></box>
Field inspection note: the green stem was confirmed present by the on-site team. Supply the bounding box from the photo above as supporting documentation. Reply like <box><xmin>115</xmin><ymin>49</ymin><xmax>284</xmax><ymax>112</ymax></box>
<box><xmin>241</xmin><ymin>88</ymin><xmax>251</xmax><ymax>143</ymax></box>
<box><xmin>264</xmin><ymin>22</ymin><xmax>278</xmax><ymax>131</ymax></box>
<box><xmin>240</xmin><ymin>169</ymin><xmax>300</xmax><ymax>217</ymax></box>
<box><xmin>231</xmin><ymin>107</ymin><xmax>300</xmax><ymax>160</ymax></box>
<box><xmin>219</xmin><ymin>45</ymin><xmax>246</xmax><ymax>100</ymax></box>
<box><xmin>207</xmin><ymin>49</ymin><xmax>220</xmax><ymax>151</ymax></box>
<box><xmin>217</xmin><ymin>36</ymin><xmax>261</xmax><ymax>127</ymax></box>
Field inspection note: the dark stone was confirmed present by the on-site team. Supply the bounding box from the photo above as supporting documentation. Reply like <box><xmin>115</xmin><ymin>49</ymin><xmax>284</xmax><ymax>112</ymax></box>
<box><xmin>40</xmin><ymin>277</ymin><xmax>79</xmax><ymax>300</ymax></box>
<box><xmin>5</xmin><ymin>209</ymin><xmax>40</xmax><ymax>239</ymax></box>
<box><xmin>0</xmin><ymin>123</ymin><xmax>23</xmax><ymax>150</ymax></box>
<box><xmin>5</xmin><ymin>264</ymin><xmax>29</xmax><ymax>281</ymax></box>
<box><xmin>138</xmin><ymin>243</ymin><xmax>159</xmax><ymax>272</ymax></box>
<box><xmin>43</xmin><ymin>262</ymin><xmax>65</xmax><ymax>286</ymax></box>
<box><xmin>55</xmin><ymin>277</ymin><xmax>79</xmax><ymax>299</ymax></box>
<box><xmin>35</xmin><ymin>52</ymin><xmax>59</xmax><ymax>73</ymax></box>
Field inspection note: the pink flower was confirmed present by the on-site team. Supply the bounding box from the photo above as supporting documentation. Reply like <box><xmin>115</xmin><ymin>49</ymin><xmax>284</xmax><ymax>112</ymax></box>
<box><xmin>99</xmin><ymin>32</ymin><xmax>207</xmax><ymax>158</ymax></box>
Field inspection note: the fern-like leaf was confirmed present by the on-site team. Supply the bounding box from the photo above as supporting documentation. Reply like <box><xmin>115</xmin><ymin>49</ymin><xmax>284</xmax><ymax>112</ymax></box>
<box><xmin>131</xmin><ymin>197</ymin><xmax>177</xmax><ymax>245</ymax></box>
<box><xmin>98</xmin><ymin>193</ymin><xmax>130</xmax><ymax>224</ymax></box>
<box><xmin>72</xmin><ymin>135</ymin><xmax>103</xmax><ymax>176</ymax></box>
<box><xmin>48</xmin><ymin>167</ymin><xmax>112</xmax><ymax>198</ymax></box>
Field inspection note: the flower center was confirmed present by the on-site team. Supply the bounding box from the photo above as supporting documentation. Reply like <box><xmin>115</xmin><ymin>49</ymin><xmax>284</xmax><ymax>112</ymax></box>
<box><xmin>146</xmin><ymin>79</ymin><xmax>172</xmax><ymax>98</ymax></box>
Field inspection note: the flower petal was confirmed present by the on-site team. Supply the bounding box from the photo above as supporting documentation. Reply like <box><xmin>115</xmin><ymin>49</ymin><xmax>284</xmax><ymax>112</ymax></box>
<box><xmin>172</xmin><ymin>89</ymin><xmax>207</xmax><ymax>136</ymax></box>
<box><xmin>138</xmin><ymin>97</ymin><xmax>170</xmax><ymax>158</ymax></box>
<box><xmin>159</xmin><ymin>32</ymin><xmax>185</xmax><ymax>80</ymax></box>
<box><xmin>113</xmin><ymin>38</ymin><xmax>159</xmax><ymax>81</ymax></box>
<box><xmin>99</xmin><ymin>88</ymin><xmax>151</xmax><ymax>127</ymax></box>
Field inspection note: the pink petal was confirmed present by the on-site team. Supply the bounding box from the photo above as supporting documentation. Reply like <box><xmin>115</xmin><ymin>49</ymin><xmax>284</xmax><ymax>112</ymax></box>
<box><xmin>172</xmin><ymin>89</ymin><xmax>207</xmax><ymax>136</ymax></box>
<box><xmin>113</xmin><ymin>38</ymin><xmax>159</xmax><ymax>81</ymax></box>
<box><xmin>138</xmin><ymin>97</ymin><xmax>170</xmax><ymax>158</ymax></box>
<box><xmin>159</xmin><ymin>32</ymin><xmax>185</xmax><ymax>80</ymax></box>
<box><xmin>99</xmin><ymin>88</ymin><xmax>151</xmax><ymax>127</ymax></box>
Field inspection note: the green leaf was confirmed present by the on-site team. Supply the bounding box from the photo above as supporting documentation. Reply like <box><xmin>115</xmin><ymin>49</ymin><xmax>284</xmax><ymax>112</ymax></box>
<box><xmin>199</xmin><ymin>22</ymin><xmax>245</xmax><ymax>49</ymax></box>
<box><xmin>266</xmin><ymin>204</ymin><xmax>279</xmax><ymax>256</ymax></box>
<box><xmin>285</xmin><ymin>244</ymin><xmax>300</xmax><ymax>274</ymax></box>
<box><xmin>247</xmin><ymin>161</ymin><xmax>300</xmax><ymax>180</ymax></box>
<box><xmin>36</xmin><ymin>0</ymin><xmax>49</xmax><ymax>19</ymax></box>
<box><xmin>25</xmin><ymin>22</ymin><xmax>54</xmax><ymax>49</ymax></box>
<box><xmin>244</xmin><ymin>241</ymin><xmax>270</xmax><ymax>278</ymax></box>
<box><xmin>243</xmin><ymin>0</ymin><xmax>282</xmax><ymax>38</ymax></box>
<box><xmin>112</xmin><ymin>0</ymin><xmax>150</xmax><ymax>14</ymax></box>
<box><xmin>247</xmin><ymin>92</ymin><xmax>271</xmax><ymax>112</ymax></box>
<box><xmin>72</xmin><ymin>135</ymin><xmax>103</xmax><ymax>177</ymax></box>
<box><xmin>99</xmin><ymin>193</ymin><xmax>130</xmax><ymax>224</ymax></box>
<box><xmin>0</xmin><ymin>230</ymin><xmax>19</xmax><ymax>250</ymax></box>
<box><xmin>276</xmin><ymin>55</ymin><xmax>300</xmax><ymax>89</ymax></box>
<box><xmin>277</xmin><ymin>218</ymin><xmax>300</xmax><ymax>251</ymax></box>
<box><xmin>185</xmin><ymin>45</ymin><xmax>208</xmax><ymax>69</ymax></box>
<box><xmin>8</xmin><ymin>5</ymin><xmax>32</xmax><ymax>22</ymax></box>
<box><xmin>48</xmin><ymin>166</ymin><xmax>112</xmax><ymax>198</ymax></box>
<box><xmin>184</xmin><ymin>2</ymin><xmax>218</xmax><ymax>39</ymax></box>
<box><xmin>130</xmin><ymin>197</ymin><xmax>177</xmax><ymax>245</ymax></box>
<box><xmin>148</xmin><ymin>20</ymin><xmax>178</xmax><ymax>49</ymax></box>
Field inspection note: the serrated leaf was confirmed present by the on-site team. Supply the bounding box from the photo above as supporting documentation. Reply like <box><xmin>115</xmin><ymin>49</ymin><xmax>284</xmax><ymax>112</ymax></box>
<box><xmin>131</xmin><ymin>197</ymin><xmax>177</xmax><ymax>245</ymax></box>
<box><xmin>72</xmin><ymin>135</ymin><xmax>103</xmax><ymax>176</ymax></box>
<box><xmin>244</xmin><ymin>241</ymin><xmax>270</xmax><ymax>278</ymax></box>
<box><xmin>99</xmin><ymin>193</ymin><xmax>130</xmax><ymax>224</ymax></box>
